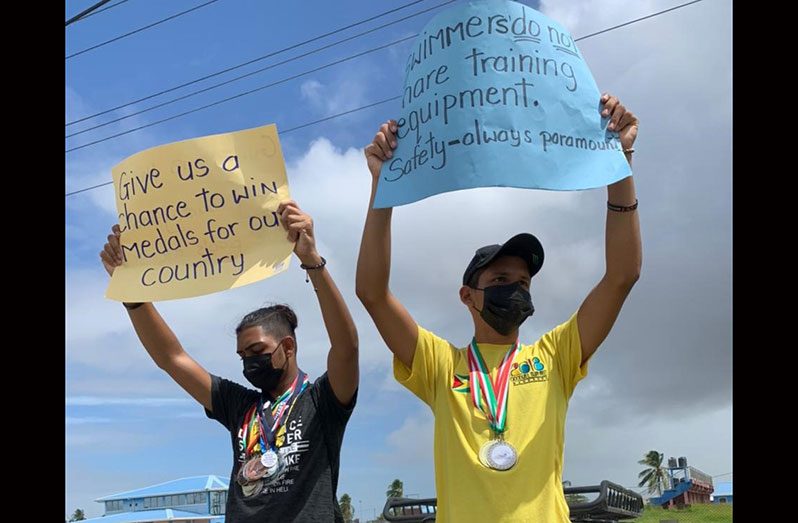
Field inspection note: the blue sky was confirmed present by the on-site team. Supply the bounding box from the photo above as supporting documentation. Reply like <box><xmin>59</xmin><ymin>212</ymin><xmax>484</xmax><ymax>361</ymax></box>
<box><xmin>66</xmin><ymin>0</ymin><xmax>732</xmax><ymax>520</ymax></box>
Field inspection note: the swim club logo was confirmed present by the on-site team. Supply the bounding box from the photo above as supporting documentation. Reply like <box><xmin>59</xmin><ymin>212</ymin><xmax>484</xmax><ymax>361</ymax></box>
<box><xmin>452</xmin><ymin>357</ymin><xmax>548</xmax><ymax>392</ymax></box>
<box><xmin>510</xmin><ymin>357</ymin><xmax>548</xmax><ymax>385</ymax></box>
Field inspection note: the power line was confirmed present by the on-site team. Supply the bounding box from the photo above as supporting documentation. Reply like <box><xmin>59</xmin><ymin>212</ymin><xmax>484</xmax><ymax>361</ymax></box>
<box><xmin>280</xmin><ymin>96</ymin><xmax>400</xmax><ymax>134</ymax></box>
<box><xmin>65</xmin><ymin>0</ymin><xmax>709</xmax><ymax>186</ymax></box>
<box><xmin>66</xmin><ymin>180</ymin><xmax>119</xmax><ymax>197</ymax></box>
<box><xmin>65</xmin><ymin>0</ymin><xmax>430</xmax><ymax>126</ymax></box>
<box><xmin>573</xmin><ymin>0</ymin><xmax>704</xmax><ymax>42</ymax></box>
<box><xmin>67</xmin><ymin>0</ymin><xmax>706</xmax><ymax>122</ymax></box>
<box><xmin>66</xmin><ymin>1</ymin><xmax>455</xmax><ymax>139</ymax></box>
<box><xmin>66</xmin><ymin>0</ymin><xmax>220</xmax><ymax>60</ymax></box>
<box><xmin>65</xmin><ymin>34</ymin><xmax>414</xmax><ymax>153</ymax></box>
<box><xmin>66</xmin><ymin>0</ymin><xmax>114</xmax><ymax>26</ymax></box>
<box><xmin>68</xmin><ymin>0</ymin><xmax>130</xmax><ymax>25</ymax></box>
<box><xmin>65</xmin><ymin>0</ymin><xmax>456</xmax><ymax>138</ymax></box>
<box><xmin>66</xmin><ymin>0</ymin><xmax>705</xmax><ymax>154</ymax></box>
<box><xmin>65</xmin><ymin>95</ymin><xmax>400</xmax><ymax>197</ymax></box>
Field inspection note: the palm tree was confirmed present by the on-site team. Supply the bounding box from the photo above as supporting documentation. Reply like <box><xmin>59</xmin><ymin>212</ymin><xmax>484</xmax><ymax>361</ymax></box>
<box><xmin>637</xmin><ymin>450</ymin><xmax>667</xmax><ymax>496</ymax></box>
<box><xmin>68</xmin><ymin>509</ymin><xmax>86</xmax><ymax>521</ymax></box>
<box><xmin>339</xmin><ymin>493</ymin><xmax>354</xmax><ymax>523</ymax></box>
<box><xmin>386</xmin><ymin>478</ymin><xmax>404</xmax><ymax>499</ymax></box>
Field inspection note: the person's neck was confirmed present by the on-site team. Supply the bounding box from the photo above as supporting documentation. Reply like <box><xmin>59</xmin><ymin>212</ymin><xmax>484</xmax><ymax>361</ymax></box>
<box><xmin>473</xmin><ymin>323</ymin><xmax>518</xmax><ymax>345</ymax></box>
<box><xmin>266</xmin><ymin>366</ymin><xmax>299</xmax><ymax>399</ymax></box>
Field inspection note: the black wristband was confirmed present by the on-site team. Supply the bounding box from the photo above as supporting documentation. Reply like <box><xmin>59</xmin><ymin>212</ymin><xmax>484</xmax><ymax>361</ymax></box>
<box><xmin>123</xmin><ymin>302</ymin><xmax>144</xmax><ymax>310</ymax></box>
<box><xmin>607</xmin><ymin>199</ymin><xmax>638</xmax><ymax>212</ymax></box>
<box><xmin>300</xmin><ymin>256</ymin><xmax>326</xmax><ymax>285</ymax></box>
<box><xmin>299</xmin><ymin>257</ymin><xmax>327</xmax><ymax>271</ymax></box>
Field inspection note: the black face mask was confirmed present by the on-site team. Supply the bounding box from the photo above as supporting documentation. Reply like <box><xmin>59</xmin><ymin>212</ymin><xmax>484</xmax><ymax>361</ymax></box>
<box><xmin>242</xmin><ymin>342</ymin><xmax>287</xmax><ymax>391</ymax></box>
<box><xmin>474</xmin><ymin>282</ymin><xmax>535</xmax><ymax>336</ymax></box>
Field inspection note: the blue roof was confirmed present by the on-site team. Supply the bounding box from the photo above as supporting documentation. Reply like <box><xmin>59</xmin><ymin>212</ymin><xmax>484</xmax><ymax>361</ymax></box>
<box><xmin>81</xmin><ymin>509</ymin><xmax>222</xmax><ymax>522</ymax></box>
<box><xmin>96</xmin><ymin>475</ymin><xmax>229</xmax><ymax>501</ymax></box>
<box><xmin>714</xmin><ymin>481</ymin><xmax>733</xmax><ymax>496</ymax></box>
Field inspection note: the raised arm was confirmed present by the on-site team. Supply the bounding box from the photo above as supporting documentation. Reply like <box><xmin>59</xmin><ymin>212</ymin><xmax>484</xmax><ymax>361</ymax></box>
<box><xmin>100</xmin><ymin>225</ymin><xmax>212</xmax><ymax>410</ymax></box>
<box><xmin>576</xmin><ymin>93</ymin><xmax>643</xmax><ymax>365</ymax></box>
<box><xmin>277</xmin><ymin>201</ymin><xmax>359</xmax><ymax>406</ymax></box>
<box><xmin>355</xmin><ymin>120</ymin><xmax>419</xmax><ymax>369</ymax></box>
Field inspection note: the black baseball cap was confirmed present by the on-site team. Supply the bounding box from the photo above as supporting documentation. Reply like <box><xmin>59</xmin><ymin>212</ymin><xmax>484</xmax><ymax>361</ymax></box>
<box><xmin>462</xmin><ymin>233</ymin><xmax>544</xmax><ymax>286</ymax></box>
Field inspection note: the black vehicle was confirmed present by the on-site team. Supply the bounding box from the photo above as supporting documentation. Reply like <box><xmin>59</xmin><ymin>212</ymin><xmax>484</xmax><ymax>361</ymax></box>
<box><xmin>383</xmin><ymin>480</ymin><xmax>644</xmax><ymax>522</ymax></box>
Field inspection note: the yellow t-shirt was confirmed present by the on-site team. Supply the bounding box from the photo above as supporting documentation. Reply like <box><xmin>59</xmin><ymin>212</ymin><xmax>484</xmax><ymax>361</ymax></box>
<box><xmin>393</xmin><ymin>313</ymin><xmax>588</xmax><ymax>522</ymax></box>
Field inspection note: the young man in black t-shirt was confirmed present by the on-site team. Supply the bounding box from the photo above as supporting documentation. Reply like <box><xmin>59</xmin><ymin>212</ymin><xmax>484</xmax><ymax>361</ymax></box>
<box><xmin>100</xmin><ymin>200</ymin><xmax>359</xmax><ymax>522</ymax></box>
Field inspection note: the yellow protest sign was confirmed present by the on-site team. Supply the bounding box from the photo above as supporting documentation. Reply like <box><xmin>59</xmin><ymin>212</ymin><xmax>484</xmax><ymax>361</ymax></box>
<box><xmin>105</xmin><ymin>123</ymin><xmax>293</xmax><ymax>302</ymax></box>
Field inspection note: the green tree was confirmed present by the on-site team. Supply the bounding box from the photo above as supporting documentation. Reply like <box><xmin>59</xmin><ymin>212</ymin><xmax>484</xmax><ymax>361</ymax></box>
<box><xmin>68</xmin><ymin>508</ymin><xmax>86</xmax><ymax>521</ymax></box>
<box><xmin>386</xmin><ymin>478</ymin><xmax>404</xmax><ymax>499</ymax></box>
<box><xmin>563</xmin><ymin>480</ymin><xmax>587</xmax><ymax>505</ymax></box>
<box><xmin>637</xmin><ymin>450</ymin><xmax>667</xmax><ymax>496</ymax></box>
<box><xmin>339</xmin><ymin>493</ymin><xmax>354</xmax><ymax>523</ymax></box>
<box><xmin>565</xmin><ymin>493</ymin><xmax>588</xmax><ymax>504</ymax></box>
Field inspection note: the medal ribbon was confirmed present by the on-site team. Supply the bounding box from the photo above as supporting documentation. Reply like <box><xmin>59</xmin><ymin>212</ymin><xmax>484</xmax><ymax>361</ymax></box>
<box><xmin>467</xmin><ymin>339</ymin><xmax>520</xmax><ymax>435</ymax></box>
<box><xmin>257</xmin><ymin>370</ymin><xmax>309</xmax><ymax>453</ymax></box>
<box><xmin>242</xmin><ymin>371</ymin><xmax>309</xmax><ymax>456</ymax></box>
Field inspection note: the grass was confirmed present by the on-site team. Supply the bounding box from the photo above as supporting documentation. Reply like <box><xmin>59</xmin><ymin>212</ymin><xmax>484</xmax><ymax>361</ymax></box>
<box><xmin>632</xmin><ymin>503</ymin><xmax>733</xmax><ymax>522</ymax></box>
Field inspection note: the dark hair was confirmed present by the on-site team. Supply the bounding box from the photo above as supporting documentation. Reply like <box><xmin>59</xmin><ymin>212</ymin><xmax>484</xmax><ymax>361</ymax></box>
<box><xmin>236</xmin><ymin>304</ymin><xmax>298</xmax><ymax>341</ymax></box>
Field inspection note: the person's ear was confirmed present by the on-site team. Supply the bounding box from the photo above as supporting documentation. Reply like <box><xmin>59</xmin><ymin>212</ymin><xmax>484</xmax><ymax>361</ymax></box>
<box><xmin>460</xmin><ymin>285</ymin><xmax>475</xmax><ymax>307</ymax></box>
<box><xmin>281</xmin><ymin>336</ymin><xmax>297</xmax><ymax>359</ymax></box>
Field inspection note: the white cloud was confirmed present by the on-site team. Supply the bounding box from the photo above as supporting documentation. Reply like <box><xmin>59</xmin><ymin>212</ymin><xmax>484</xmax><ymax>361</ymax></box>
<box><xmin>300</xmin><ymin>76</ymin><xmax>370</xmax><ymax>116</ymax></box>
<box><xmin>67</xmin><ymin>417</ymin><xmax>114</xmax><ymax>425</ymax></box>
<box><xmin>175</xmin><ymin>411</ymin><xmax>208</xmax><ymax>419</ymax></box>
<box><xmin>67</xmin><ymin>0</ymin><xmax>731</xmax><ymax>514</ymax></box>
<box><xmin>67</xmin><ymin>396</ymin><xmax>193</xmax><ymax>407</ymax></box>
<box><xmin>378</xmin><ymin>411</ymin><xmax>435</xmax><ymax>467</ymax></box>
<box><xmin>540</xmin><ymin>0</ymin><xmax>660</xmax><ymax>36</ymax></box>
<box><xmin>300</xmin><ymin>80</ymin><xmax>324</xmax><ymax>106</ymax></box>
<box><xmin>66</xmin><ymin>426</ymin><xmax>161</xmax><ymax>450</ymax></box>
<box><xmin>563</xmin><ymin>403</ymin><xmax>733</xmax><ymax>490</ymax></box>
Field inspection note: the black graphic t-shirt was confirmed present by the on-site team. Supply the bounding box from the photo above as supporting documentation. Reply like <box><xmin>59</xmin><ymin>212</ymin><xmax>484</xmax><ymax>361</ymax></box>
<box><xmin>205</xmin><ymin>372</ymin><xmax>356</xmax><ymax>522</ymax></box>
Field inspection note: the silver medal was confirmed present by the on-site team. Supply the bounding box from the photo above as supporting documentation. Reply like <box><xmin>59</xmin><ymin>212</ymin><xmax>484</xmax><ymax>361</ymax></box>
<box><xmin>479</xmin><ymin>439</ymin><xmax>518</xmax><ymax>471</ymax></box>
<box><xmin>261</xmin><ymin>450</ymin><xmax>288</xmax><ymax>486</ymax></box>
<box><xmin>261</xmin><ymin>449</ymin><xmax>279</xmax><ymax>468</ymax></box>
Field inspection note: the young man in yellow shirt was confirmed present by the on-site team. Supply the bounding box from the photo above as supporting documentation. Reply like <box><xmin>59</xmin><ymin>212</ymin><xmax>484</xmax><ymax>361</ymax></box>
<box><xmin>356</xmin><ymin>93</ymin><xmax>642</xmax><ymax>522</ymax></box>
